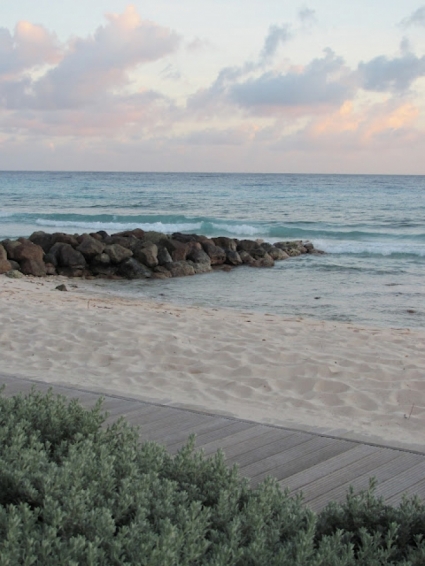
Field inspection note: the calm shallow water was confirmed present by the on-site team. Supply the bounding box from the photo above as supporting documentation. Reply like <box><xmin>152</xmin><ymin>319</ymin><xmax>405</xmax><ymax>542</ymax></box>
<box><xmin>1</xmin><ymin>171</ymin><xmax>424</xmax><ymax>328</ymax></box>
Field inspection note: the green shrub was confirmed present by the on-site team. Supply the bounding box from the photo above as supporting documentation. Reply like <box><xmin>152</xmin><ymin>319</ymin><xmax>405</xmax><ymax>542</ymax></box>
<box><xmin>0</xmin><ymin>388</ymin><xmax>424</xmax><ymax>565</ymax></box>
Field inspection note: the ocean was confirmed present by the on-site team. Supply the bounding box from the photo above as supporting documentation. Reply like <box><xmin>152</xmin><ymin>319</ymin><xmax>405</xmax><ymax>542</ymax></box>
<box><xmin>1</xmin><ymin>171</ymin><xmax>424</xmax><ymax>328</ymax></box>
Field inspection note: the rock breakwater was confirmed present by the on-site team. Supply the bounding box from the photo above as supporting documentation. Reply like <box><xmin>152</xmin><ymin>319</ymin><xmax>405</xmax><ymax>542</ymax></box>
<box><xmin>0</xmin><ymin>229</ymin><xmax>323</xmax><ymax>280</ymax></box>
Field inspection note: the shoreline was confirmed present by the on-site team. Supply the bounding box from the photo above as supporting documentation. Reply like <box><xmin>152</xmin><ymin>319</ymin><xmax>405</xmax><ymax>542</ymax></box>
<box><xmin>1</xmin><ymin>274</ymin><xmax>425</xmax><ymax>452</ymax></box>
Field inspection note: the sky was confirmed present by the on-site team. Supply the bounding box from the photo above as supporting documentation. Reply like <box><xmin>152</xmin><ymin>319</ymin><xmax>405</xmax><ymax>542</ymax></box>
<box><xmin>1</xmin><ymin>1</ymin><xmax>425</xmax><ymax>173</ymax></box>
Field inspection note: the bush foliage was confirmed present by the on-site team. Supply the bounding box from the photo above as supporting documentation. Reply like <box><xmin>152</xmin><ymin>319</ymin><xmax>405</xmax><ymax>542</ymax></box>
<box><xmin>1</xmin><ymin>388</ymin><xmax>425</xmax><ymax>565</ymax></box>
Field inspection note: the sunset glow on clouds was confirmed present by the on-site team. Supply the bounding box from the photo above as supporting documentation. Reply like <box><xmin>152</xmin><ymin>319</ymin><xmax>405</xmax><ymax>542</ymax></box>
<box><xmin>1</xmin><ymin>2</ymin><xmax>425</xmax><ymax>173</ymax></box>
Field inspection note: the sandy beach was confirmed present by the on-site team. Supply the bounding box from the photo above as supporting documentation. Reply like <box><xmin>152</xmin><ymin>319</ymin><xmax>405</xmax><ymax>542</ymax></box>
<box><xmin>1</xmin><ymin>274</ymin><xmax>424</xmax><ymax>451</ymax></box>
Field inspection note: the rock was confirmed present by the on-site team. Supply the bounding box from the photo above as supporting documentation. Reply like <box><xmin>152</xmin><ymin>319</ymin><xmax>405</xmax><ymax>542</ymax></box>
<box><xmin>51</xmin><ymin>233</ymin><xmax>79</xmax><ymax>248</ymax></box>
<box><xmin>202</xmin><ymin>241</ymin><xmax>226</xmax><ymax>265</ymax></box>
<box><xmin>274</xmin><ymin>241</ymin><xmax>308</xmax><ymax>256</ymax></box>
<box><xmin>237</xmin><ymin>240</ymin><xmax>259</xmax><ymax>253</ymax></box>
<box><xmin>171</xmin><ymin>233</ymin><xmax>201</xmax><ymax>243</ymax></box>
<box><xmin>0</xmin><ymin>259</ymin><xmax>12</xmax><ymax>274</ymax></box>
<box><xmin>267</xmin><ymin>246</ymin><xmax>289</xmax><ymax>261</ymax></box>
<box><xmin>93</xmin><ymin>253</ymin><xmax>111</xmax><ymax>265</ymax></box>
<box><xmin>50</xmin><ymin>242</ymin><xmax>86</xmax><ymax>268</ymax></box>
<box><xmin>187</xmin><ymin>248</ymin><xmax>211</xmax><ymax>265</ymax></box>
<box><xmin>141</xmin><ymin>231</ymin><xmax>169</xmax><ymax>246</ymax></box>
<box><xmin>225</xmin><ymin>250</ymin><xmax>242</xmax><ymax>266</ymax></box>
<box><xmin>165</xmin><ymin>261</ymin><xmax>196</xmax><ymax>277</ymax></box>
<box><xmin>134</xmin><ymin>243</ymin><xmax>158</xmax><ymax>268</ymax></box>
<box><xmin>57</xmin><ymin>267</ymin><xmax>86</xmax><ymax>277</ymax></box>
<box><xmin>55</xmin><ymin>284</ymin><xmax>68</xmax><ymax>292</ymax></box>
<box><xmin>88</xmin><ymin>232</ymin><xmax>104</xmax><ymax>241</ymax></box>
<box><xmin>12</xmin><ymin>239</ymin><xmax>44</xmax><ymax>263</ymax></box>
<box><xmin>114</xmin><ymin>228</ymin><xmax>145</xmax><ymax>240</ymax></box>
<box><xmin>45</xmin><ymin>263</ymin><xmax>57</xmax><ymax>275</ymax></box>
<box><xmin>28</xmin><ymin>231</ymin><xmax>54</xmax><ymax>252</ymax></box>
<box><xmin>76</xmin><ymin>235</ymin><xmax>105</xmax><ymax>259</ymax></box>
<box><xmin>0</xmin><ymin>244</ymin><xmax>12</xmax><ymax>273</ymax></box>
<box><xmin>164</xmin><ymin>239</ymin><xmax>189</xmax><ymax>262</ymax></box>
<box><xmin>104</xmin><ymin>244</ymin><xmax>133</xmax><ymax>264</ymax></box>
<box><xmin>2</xmin><ymin>240</ymin><xmax>25</xmax><ymax>260</ymax></box>
<box><xmin>238</xmin><ymin>250</ymin><xmax>255</xmax><ymax>264</ymax></box>
<box><xmin>104</xmin><ymin>235</ymin><xmax>138</xmax><ymax>251</ymax></box>
<box><xmin>8</xmin><ymin>260</ymin><xmax>21</xmax><ymax>271</ymax></box>
<box><xmin>251</xmin><ymin>253</ymin><xmax>275</xmax><ymax>268</ymax></box>
<box><xmin>157</xmin><ymin>246</ymin><xmax>173</xmax><ymax>266</ymax></box>
<box><xmin>44</xmin><ymin>251</ymin><xmax>57</xmax><ymax>267</ymax></box>
<box><xmin>119</xmin><ymin>258</ymin><xmax>152</xmax><ymax>279</ymax></box>
<box><xmin>20</xmin><ymin>258</ymin><xmax>47</xmax><ymax>276</ymax></box>
<box><xmin>187</xmin><ymin>260</ymin><xmax>212</xmax><ymax>274</ymax></box>
<box><xmin>5</xmin><ymin>269</ymin><xmax>24</xmax><ymax>279</ymax></box>
<box><xmin>0</xmin><ymin>244</ymin><xmax>8</xmax><ymax>261</ymax></box>
<box><xmin>91</xmin><ymin>264</ymin><xmax>118</xmax><ymax>277</ymax></box>
<box><xmin>152</xmin><ymin>266</ymin><xmax>172</xmax><ymax>279</ymax></box>
<box><xmin>213</xmin><ymin>237</ymin><xmax>237</xmax><ymax>251</ymax></box>
<box><xmin>250</xmin><ymin>246</ymin><xmax>267</xmax><ymax>259</ymax></box>
<box><xmin>5</xmin><ymin>239</ymin><xmax>47</xmax><ymax>276</ymax></box>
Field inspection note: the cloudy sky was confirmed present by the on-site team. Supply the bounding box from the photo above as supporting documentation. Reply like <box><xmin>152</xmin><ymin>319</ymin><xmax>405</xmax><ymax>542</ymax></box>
<box><xmin>1</xmin><ymin>1</ymin><xmax>425</xmax><ymax>173</ymax></box>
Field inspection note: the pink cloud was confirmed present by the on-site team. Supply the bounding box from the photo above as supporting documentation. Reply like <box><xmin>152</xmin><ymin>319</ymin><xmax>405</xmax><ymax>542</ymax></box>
<box><xmin>0</xmin><ymin>21</ymin><xmax>61</xmax><ymax>77</ymax></box>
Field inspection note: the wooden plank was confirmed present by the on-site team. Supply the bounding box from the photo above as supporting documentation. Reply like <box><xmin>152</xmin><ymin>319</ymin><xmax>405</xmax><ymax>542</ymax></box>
<box><xmin>251</xmin><ymin>439</ymin><xmax>354</xmax><ymax>487</ymax></box>
<box><xmin>385</xmin><ymin>477</ymin><xmax>425</xmax><ymax>506</ymax></box>
<box><xmin>124</xmin><ymin>406</ymin><xmax>182</xmax><ymax>426</ymax></box>
<box><xmin>170</xmin><ymin>421</ymin><xmax>255</xmax><ymax>454</ymax></box>
<box><xmin>140</xmin><ymin>413</ymin><xmax>210</xmax><ymax>443</ymax></box>
<box><xmin>238</xmin><ymin>435</ymin><xmax>333</xmax><ymax>477</ymax></box>
<box><xmin>280</xmin><ymin>444</ymin><xmax>378</xmax><ymax>492</ymax></box>
<box><xmin>304</xmin><ymin>449</ymin><xmax>403</xmax><ymax>511</ymax></box>
<box><xmin>166</xmin><ymin>418</ymin><xmax>239</xmax><ymax>452</ymax></box>
<box><xmin>201</xmin><ymin>426</ymin><xmax>284</xmax><ymax>458</ymax></box>
<box><xmin>163</xmin><ymin>417</ymin><xmax>231</xmax><ymax>449</ymax></box>
<box><xmin>373</xmin><ymin>460</ymin><xmax>425</xmax><ymax>501</ymax></box>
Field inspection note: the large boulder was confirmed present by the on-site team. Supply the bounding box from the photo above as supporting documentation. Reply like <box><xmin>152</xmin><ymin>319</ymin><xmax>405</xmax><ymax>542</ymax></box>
<box><xmin>274</xmin><ymin>241</ymin><xmax>307</xmax><ymax>257</ymax></box>
<box><xmin>201</xmin><ymin>241</ymin><xmax>226</xmax><ymax>265</ymax></box>
<box><xmin>76</xmin><ymin>234</ymin><xmax>105</xmax><ymax>259</ymax></box>
<box><xmin>186</xmin><ymin>247</ymin><xmax>211</xmax><ymax>265</ymax></box>
<box><xmin>236</xmin><ymin>239</ymin><xmax>259</xmax><ymax>253</ymax></box>
<box><xmin>104</xmin><ymin>235</ymin><xmax>138</xmax><ymax>251</ymax></box>
<box><xmin>265</xmin><ymin>246</ymin><xmax>289</xmax><ymax>261</ymax></box>
<box><xmin>251</xmin><ymin>253</ymin><xmax>275</xmax><ymax>268</ymax></box>
<box><xmin>51</xmin><ymin>233</ymin><xmax>79</xmax><ymax>248</ymax></box>
<box><xmin>171</xmin><ymin>232</ymin><xmax>201</xmax><ymax>244</ymax></box>
<box><xmin>4</xmin><ymin>239</ymin><xmax>47</xmax><ymax>276</ymax></box>
<box><xmin>113</xmin><ymin>228</ymin><xmax>145</xmax><ymax>240</ymax></box>
<box><xmin>104</xmin><ymin>244</ymin><xmax>133</xmax><ymax>264</ymax></box>
<box><xmin>212</xmin><ymin>237</ymin><xmax>237</xmax><ymax>252</ymax></box>
<box><xmin>152</xmin><ymin>266</ymin><xmax>172</xmax><ymax>279</ymax></box>
<box><xmin>165</xmin><ymin>261</ymin><xmax>196</xmax><ymax>277</ymax></box>
<box><xmin>28</xmin><ymin>231</ymin><xmax>54</xmax><ymax>252</ymax></box>
<box><xmin>133</xmin><ymin>243</ymin><xmax>158</xmax><ymax>268</ymax></box>
<box><xmin>157</xmin><ymin>246</ymin><xmax>173</xmax><ymax>266</ymax></box>
<box><xmin>164</xmin><ymin>239</ymin><xmax>189</xmax><ymax>262</ymax></box>
<box><xmin>238</xmin><ymin>250</ymin><xmax>255</xmax><ymax>264</ymax></box>
<box><xmin>20</xmin><ymin>258</ymin><xmax>47</xmax><ymax>276</ymax></box>
<box><xmin>225</xmin><ymin>250</ymin><xmax>243</xmax><ymax>266</ymax></box>
<box><xmin>49</xmin><ymin>242</ymin><xmax>86</xmax><ymax>268</ymax></box>
<box><xmin>141</xmin><ymin>231</ymin><xmax>169</xmax><ymax>246</ymax></box>
<box><xmin>119</xmin><ymin>258</ymin><xmax>152</xmax><ymax>279</ymax></box>
<box><xmin>2</xmin><ymin>240</ymin><xmax>24</xmax><ymax>260</ymax></box>
<box><xmin>0</xmin><ymin>244</ymin><xmax>12</xmax><ymax>274</ymax></box>
<box><xmin>187</xmin><ymin>261</ymin><xmax>212</xmax><ymax>274</ymax></box>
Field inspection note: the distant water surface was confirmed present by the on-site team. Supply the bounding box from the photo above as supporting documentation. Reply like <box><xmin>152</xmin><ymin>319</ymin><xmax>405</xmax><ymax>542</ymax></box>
<box><xmin>1</xmin><ymin>171</ymin><xmax>424</xmax><ymax>328</ymax></box>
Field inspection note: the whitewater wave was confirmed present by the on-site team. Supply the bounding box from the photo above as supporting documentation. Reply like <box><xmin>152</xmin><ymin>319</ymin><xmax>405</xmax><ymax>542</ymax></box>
<box><xmin>314</xmin><ymin>239</ymin><xmax>425</xmax><ymax>257</ymax></box>
<box><xmin>35</xmin><ymin>219</ymin><xmax>203</xmax><ymax>233</ymax></box>
<box><xmin>209</xmin><ymin>222</ymin><xmax>262</xmax><ymax>236</ymax></box>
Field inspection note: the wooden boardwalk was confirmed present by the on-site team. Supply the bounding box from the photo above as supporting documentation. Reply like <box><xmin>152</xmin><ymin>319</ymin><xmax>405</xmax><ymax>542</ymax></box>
<box><xmin>2</xmin><ymin>373</ymin><xmax>425</xmax><ymax>513</ymax></box>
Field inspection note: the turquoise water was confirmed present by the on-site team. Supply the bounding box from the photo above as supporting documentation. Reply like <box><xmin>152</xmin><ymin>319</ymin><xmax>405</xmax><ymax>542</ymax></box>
<box><xmin>1</xmin><ymin>171</ymin><xmax>424</xmax><ymax>328</ymax></box>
